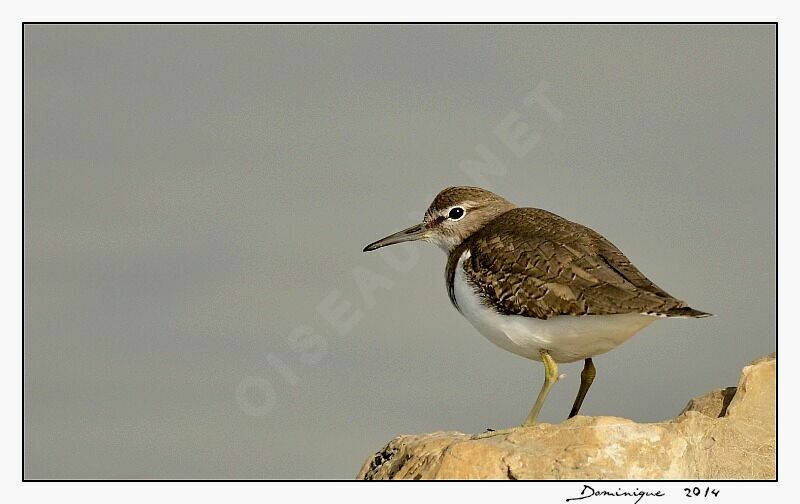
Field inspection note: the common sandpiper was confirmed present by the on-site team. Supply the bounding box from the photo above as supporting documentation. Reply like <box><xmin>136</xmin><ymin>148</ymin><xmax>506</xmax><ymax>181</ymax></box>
<box><xmin>363</xmin><ymin>186</ymin><xmax>710</xmax><ymax>432</ymax></box>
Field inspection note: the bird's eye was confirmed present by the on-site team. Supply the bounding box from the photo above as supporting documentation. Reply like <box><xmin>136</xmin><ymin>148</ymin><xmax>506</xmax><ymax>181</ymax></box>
<box><xmin>448</xmin><ymin>207</ymin><xmax>465</xmax><ymax>220</ymax></box>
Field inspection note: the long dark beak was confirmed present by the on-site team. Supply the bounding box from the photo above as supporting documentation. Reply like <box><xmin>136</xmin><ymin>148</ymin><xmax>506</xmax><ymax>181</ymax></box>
<box><xmin>363</xmin><ymin>223</ymin><xmax>427</xmax><ymax>252</ymax></box>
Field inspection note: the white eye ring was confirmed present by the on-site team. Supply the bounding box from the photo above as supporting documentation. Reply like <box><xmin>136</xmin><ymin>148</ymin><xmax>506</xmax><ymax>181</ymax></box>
<box><xmin>447</xmin><ymin>206</ymin><xmax>465</xmax><ymax>221</ymax></box>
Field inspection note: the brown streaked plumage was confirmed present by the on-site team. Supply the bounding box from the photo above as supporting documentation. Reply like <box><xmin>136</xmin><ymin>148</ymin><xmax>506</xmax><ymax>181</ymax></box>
<box><xmin>445</xmin><ymin>206</ymin><xmax>709</xmax><ymax>320</ymax></box>
<box><xmin>363</xmin><ymin>186</ymin><xmax>711</xmax><ymax>430</ymax></box>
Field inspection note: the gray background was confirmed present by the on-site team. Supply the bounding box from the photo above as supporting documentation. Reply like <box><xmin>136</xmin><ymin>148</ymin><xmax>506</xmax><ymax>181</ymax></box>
<box><xmin>24</xmin><ymin>24</ymin><xmax>775</xmax><ymax>479</ymax></box>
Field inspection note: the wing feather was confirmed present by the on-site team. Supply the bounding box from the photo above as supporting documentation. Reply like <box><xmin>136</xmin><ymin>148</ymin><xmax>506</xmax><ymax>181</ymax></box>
<box><xmin>450</xmin><ymin>208</ymin><xmax>694</xmax><ymax>319</ymax></box>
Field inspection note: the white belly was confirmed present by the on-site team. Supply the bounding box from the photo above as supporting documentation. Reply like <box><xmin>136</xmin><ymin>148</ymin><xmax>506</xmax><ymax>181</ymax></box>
<box><xmin>453</xmin><ymin>252</ymin><xmax>656</xmax><ymax>363</ymax></box>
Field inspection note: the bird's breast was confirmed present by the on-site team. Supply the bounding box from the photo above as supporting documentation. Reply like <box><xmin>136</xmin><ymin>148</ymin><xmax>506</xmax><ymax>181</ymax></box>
<box><xmin>451</xmin><ymin>250</ymin><xmax>656</xmax><ymax>363</ymax></box>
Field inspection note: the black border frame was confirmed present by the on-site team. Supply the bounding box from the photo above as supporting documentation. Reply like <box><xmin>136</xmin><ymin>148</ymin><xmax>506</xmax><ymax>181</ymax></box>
<box><xmin>21</xmin><ymin>21</ymin><xmax>778</xmax><ymax>483</ymax></box>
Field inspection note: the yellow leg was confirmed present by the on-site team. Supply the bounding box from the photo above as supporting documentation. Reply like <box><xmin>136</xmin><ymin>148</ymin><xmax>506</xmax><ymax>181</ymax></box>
<box><xmin>522</xmin><ymin>350</ymin><xmax>559</xmax><ymax>426</ymax></box>
<box><xmin>568</xmin><ymin>358</ymin><xmax>596</xmax><ymax>418</ymax></box>
<box><xmin>472</xmin><ymin>350</ymin><xmax>559</xmax><ymax>439</ymax></box>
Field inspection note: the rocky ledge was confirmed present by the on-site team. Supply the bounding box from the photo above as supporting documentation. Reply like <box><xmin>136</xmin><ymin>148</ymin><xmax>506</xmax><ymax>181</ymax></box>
<box><xmin>357</xmin><ymin>354</ymin><xmax>775</xmax><ymax>480</ymax></box>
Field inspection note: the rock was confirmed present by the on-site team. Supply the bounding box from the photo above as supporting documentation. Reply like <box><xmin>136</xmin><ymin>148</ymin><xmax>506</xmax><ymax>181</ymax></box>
<box><xmin>357</xmin><ymin>354</ymin><xmax>775</xmax><ymax>480</ymax></box>
<box><xmin>680</xmin><ymin>386</ymin><xmax>737</xmax><ymax>418</ymax></box>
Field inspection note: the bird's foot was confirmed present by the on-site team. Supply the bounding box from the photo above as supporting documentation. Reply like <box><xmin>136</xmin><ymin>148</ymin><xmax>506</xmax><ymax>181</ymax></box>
<box><xmin>471</xmin><ymin>425</ymin><xmax>533</xmax><ymax>440</ymax></box>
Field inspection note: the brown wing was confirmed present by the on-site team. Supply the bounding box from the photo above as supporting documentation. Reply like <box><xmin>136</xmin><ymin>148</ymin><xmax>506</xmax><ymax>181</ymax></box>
<box><xmin>448</xmin><ymin>208</ymin><xmax>696</xmax><ymax>319</ymax></box>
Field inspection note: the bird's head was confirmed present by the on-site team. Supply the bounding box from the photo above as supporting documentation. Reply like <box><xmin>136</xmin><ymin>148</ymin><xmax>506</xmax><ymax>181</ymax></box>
<box><xmin>363</xmin><ymin>186</ymin><xmax>516</xmax><ymax>254</ymax></box>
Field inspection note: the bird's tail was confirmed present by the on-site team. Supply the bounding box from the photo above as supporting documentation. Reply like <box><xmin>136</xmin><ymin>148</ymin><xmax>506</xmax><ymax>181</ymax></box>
<box><xmin>661</xmin><ymin>306</ymin><xmax>713</xmax><ymax>318</ymax></box>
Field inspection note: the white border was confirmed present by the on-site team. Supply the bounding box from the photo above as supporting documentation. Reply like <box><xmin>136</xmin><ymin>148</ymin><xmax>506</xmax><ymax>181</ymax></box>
<box><xmin>5</xmin><ymin>1</ymin><xmax>789</xmax><ymax>502</ymax></box>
